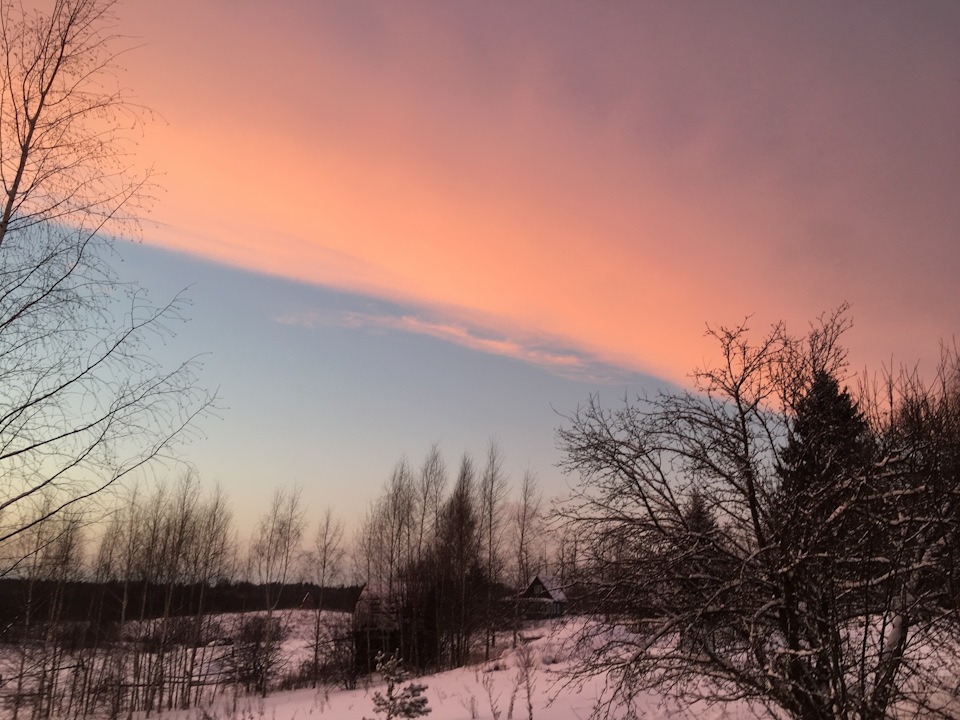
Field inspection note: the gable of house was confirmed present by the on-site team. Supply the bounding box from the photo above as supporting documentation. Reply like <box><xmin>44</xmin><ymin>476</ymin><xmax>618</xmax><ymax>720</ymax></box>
<box><xmin>520</xmin><ymin>574</ymin><xmax>566</xmax><ymax>617</ymax></box>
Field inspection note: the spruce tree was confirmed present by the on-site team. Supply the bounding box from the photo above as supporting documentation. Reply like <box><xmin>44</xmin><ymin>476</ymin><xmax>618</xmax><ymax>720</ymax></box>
<box><xmin>780</xmin><ymin>371</ymin><xmax>872</xmax><ymax>500</ymax></box>
<box><xmin>776</xmin><ymin>370</ymin><xmax>875</xmax><ymax>564</ymax></box>
<box><xmin>774</xmin><ymin>371</ymin><xmax>875</xmax><ymax>718</ymax></box>
<box><xmin>365</xmin><ymin>651</ymin><xmax>431</xmax><ymax>720</ymax></box>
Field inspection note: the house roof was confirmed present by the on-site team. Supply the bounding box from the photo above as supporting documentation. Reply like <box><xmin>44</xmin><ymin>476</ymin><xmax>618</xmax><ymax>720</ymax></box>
<box><xmin>524</xmin><ymin>573</ymin><xmax>567</xmax><ymax>603</ymax></box>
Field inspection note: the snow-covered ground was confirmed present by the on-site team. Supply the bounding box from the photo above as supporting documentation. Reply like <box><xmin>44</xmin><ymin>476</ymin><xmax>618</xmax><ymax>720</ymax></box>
<box><xmin>9</xmin><ymin>607</ymin><xmax>956</xmax><ymax>719</ymax></box>
<box><xmin>142</xmin><ymin>613</ymin><xmax>764</xmax><ymax>720</ymax></box>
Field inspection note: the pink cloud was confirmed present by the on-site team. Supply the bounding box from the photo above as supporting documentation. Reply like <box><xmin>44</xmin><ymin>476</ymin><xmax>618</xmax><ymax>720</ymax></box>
<box><xmin>124</xmin><ymin>2</ymin><xmax>960</xmax><ymax>383</ymax></box>
<box><xmin>276</xmin><ymin>308</ymin><xmax>591</xmax><ymax>374</ymax></box>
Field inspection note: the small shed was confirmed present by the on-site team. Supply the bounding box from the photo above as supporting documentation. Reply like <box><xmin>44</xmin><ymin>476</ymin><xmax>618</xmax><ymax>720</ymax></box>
<box><xmin>520</xmin><ymin>574</ymin><xmax>567</xmax><ymax>618</ymax></box>
<box><xmin>353</xmin><ymin>582</ymin><xmax>408</xmax><ymax>672</ymax></box>
<box><xmin>353</xmin><ymin>582</ymin><xmax>404</xmax><ymax>632</ymax></box>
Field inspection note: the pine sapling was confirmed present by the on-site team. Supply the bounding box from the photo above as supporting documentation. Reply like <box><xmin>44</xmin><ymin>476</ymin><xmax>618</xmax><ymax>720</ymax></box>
<box><xmin>365</xmin><ymin>651</ymin><xmax>431</xmax><ymax>720</ymax></box>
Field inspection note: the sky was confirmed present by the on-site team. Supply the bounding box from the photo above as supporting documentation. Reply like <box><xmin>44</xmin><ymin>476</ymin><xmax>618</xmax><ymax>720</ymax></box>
<box><xmin>94</xmin><ymin>1</ymin><xmax>960</xmax><ymax>533</ymax></box>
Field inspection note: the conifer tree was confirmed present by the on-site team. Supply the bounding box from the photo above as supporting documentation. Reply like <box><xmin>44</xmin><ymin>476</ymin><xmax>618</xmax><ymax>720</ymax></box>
<box><xmin>365</xmin><ymin>651</ymin><xmax>431</xmax><ymax>720</ymax></box>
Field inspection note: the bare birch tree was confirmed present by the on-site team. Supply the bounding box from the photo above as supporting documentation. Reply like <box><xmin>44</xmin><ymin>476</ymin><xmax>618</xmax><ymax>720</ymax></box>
<box><xmin>436</xmin><ymin>453</ymin><xmax>482</xmax><ymax>667</ymax></box>
<box><xmin>309</xmin><ymin>506</ymin><xmax>345</xmax><ymax>687</ymax></box>
<box><xmin>0</xmin><ymin>0</ymin><xmax>212</xmax><ymax>573</ymax></box>
<box><xmin>479</xmin><ymin>440</ymin><xmax>508</xmax><ymax>659</ymax></box>
<box><xmin>411</xmin><ymin>445</ymin><xmax>447</xmax><ymax>669</ymax></box>
<box><xmin>416</xmin><ymin>445</ymin><xmax>447</xmax><ymax>564</ymax></box>
<box><xmin>512</xmin><ymin>469</ymin><xmax>541</xmax><ymax>646</ymax></box>
<box><xmin>248</xmin><ymin>486</ymin><xmax>305</xmax><ymax>695</ymax></box>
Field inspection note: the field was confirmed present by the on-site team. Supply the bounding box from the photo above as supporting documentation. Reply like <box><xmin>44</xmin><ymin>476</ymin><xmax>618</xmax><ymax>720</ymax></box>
<box><xmin>132</xmin><ymin>610</ymin><xmax>765</xmax><ymax>720</ymax></box>
<box><xmin>7</xmin><ymin>608</ymin><xmax>956</xmax><ymax>719</ymax></box>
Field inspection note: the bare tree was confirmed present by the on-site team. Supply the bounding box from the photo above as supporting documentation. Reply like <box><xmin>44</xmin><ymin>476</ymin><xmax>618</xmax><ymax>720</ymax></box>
<box><xmin>251</xmin><ymin>486</ymin><xmax>306</xmax><ymax>608</ymax></box>
<box><xmin>0</xmin><ymin>0</ymin><xmax>152</xmax><ymax>240</ymax></box>
<box><xmin>384</xmin><ymin>458</ymin><xmax>417</xmax><ymax>616</ymax></box>
<box><xmin>512</xmin><ymin>470</ymin><xmax>541</xmax><ymax>646</ymax></box>
<box><xmin>0</xmin><ymin>0</ymin><xmax>212</xmax><ymax>573</ymax></box>
<box><xmin>410</xmin><ymin>445</ymin><xmax>447</xmax><ymax>669</ymax></box>
<box><xmin>479</xmin><ymin>440</ymin><xmax>508</xmax><ymax>659</ymax></box>
<box><xmin>553</xmin><ymin>521</ymin><xmax>582</xmax><ymax>602</ymax></box>
<box><xmin>313</xmin><ymin>506</ymin><xmax>345</xmax><ymax>608</ymax></box>
<box><xmin>557</xmin><ymin>310</ymin><xmax>960</xmax><ymax>720</ymax></box>
<box><xmin>248</xmin><ymin>486</ymin><xmax>305</xmax><ymax>695</ymax></box>
<box><xmin>356</xmin><ymin>453</ymin><xmax>444</xmax><ymax>672</ymax></box>
<box><xmin>415</xmin><ymin>445</ymin><xmax>447</xmax><ymax>565</ymax></box>
<box><xmin>435</xmin><ymin>453</ymin><xmax>482</xmax><ymax>667</ymax></box>
<box><xmin>309</xmin><ymin>506</ymin><xmax>345</xmax><ymax>687</ymax></box>
<box><xmin>7</xmin><ymin>500</ymin><xmax>85</xmax><ymax>720</ymax></box>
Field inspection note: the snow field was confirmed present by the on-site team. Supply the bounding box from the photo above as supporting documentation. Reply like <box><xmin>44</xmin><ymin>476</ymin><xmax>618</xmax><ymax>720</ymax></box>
<box><xmin>143</xmin><ymin>613</ymin><xmax>765</xmax><ymax>720</ymax></box>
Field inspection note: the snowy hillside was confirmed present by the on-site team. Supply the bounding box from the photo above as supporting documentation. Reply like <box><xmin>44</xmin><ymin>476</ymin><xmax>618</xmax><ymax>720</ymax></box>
<box><xmin>144</xmin><ymin>613</ymin><xmax>766</xmax><ymax>720</ymax></box>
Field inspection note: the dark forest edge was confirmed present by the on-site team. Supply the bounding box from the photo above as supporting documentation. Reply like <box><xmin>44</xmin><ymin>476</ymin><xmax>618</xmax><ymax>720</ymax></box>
<box><xmin>0</xmin><ymin>580</ymin><xmax>362</xmax><ymax>626</ymax></box>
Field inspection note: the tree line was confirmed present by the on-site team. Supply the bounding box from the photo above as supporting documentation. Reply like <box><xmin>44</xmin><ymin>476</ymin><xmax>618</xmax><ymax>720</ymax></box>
<box><xmin>0</xmin><ymin>442</ymin><xmax>566</xmax><ymax>717</ymax></box>
<box><xmin>352</xmin><ymin>443</ymin><xmax>556</xmax><ymax>674</ymax></box>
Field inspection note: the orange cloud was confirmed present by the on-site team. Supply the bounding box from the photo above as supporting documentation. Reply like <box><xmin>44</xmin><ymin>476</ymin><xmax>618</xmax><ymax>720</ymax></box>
<box><xmin>123</xmin><ymin>2</ymin><xmax>960</xmax><ymax>384</ymax></box>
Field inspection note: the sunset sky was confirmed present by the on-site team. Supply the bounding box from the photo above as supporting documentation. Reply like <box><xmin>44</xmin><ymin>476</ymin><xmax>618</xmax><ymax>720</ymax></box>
<box><xmin>103</xmin><ymin>1</ymin><xmax>959</xmax><ymax>531</ymax></box>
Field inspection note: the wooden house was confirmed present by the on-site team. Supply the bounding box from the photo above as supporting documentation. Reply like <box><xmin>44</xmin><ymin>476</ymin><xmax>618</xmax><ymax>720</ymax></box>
<box><xmin>520</xmin><ymin>574</ymin><xmax>567</xmax><ymax>618</ymax></box>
